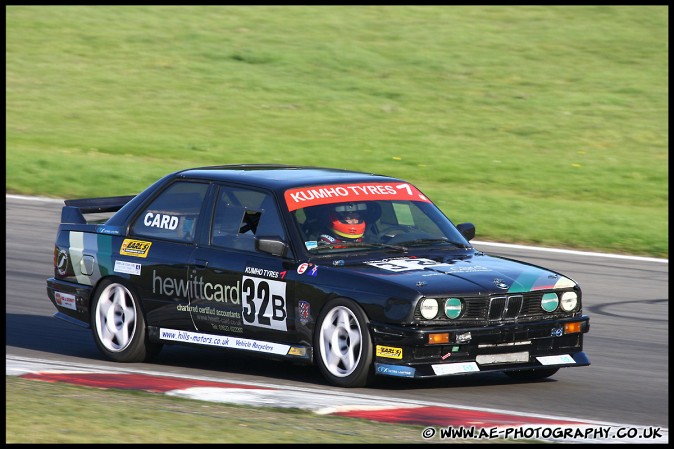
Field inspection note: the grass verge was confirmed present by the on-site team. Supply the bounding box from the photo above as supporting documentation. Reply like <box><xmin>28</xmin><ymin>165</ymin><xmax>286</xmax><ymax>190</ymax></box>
<box><xmin>6</xmin><ymin>376</ymin><xmax>432</xmax><ymax>444</ymax></box>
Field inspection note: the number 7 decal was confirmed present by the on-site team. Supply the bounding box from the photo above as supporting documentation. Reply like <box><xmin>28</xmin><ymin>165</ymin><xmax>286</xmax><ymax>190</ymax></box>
<box><xmin>396</xmin><ymin>183</ymin><xmax>413</xmax><ymax>195</ymax></box>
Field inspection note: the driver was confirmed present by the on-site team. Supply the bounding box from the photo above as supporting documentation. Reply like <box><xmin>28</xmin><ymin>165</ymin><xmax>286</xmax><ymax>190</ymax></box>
<box><xmin>319</xmin><ymin>202</ymin><xmax>367</xmax><ymax>245</ymax></box>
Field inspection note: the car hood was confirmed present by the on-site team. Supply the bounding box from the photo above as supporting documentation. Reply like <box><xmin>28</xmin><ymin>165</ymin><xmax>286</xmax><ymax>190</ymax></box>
<box><xmin>340</xmin><ymin>252</ymin><xmax>576</xmax><ymax>296</ymax></box>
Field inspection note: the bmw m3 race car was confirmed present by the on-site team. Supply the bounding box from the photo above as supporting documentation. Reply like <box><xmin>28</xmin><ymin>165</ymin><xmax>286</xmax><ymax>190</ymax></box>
<box><xmin>47</xmin><ymin>165</ymin><xmax>590</xmax><ymax>387</ymax></box>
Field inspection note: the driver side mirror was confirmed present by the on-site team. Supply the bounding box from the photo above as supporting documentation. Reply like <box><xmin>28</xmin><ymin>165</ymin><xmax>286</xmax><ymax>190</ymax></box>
<box><xmin>456</xmin><ymin>222</ymin><xmax>475</xmax><ymax>241</ymax></box>
<box><xmin>256</xmin><ymin>235</ymin><xmax>288</xmax><ymax>257</ymax></box>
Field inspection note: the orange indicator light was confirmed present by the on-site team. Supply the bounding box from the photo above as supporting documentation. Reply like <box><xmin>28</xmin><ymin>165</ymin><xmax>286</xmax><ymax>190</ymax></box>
<box><xmin>564</xmin><ymin>322</ymin><xmax>582</xmax><ymax>334</ymax></box>
<box><xmin>428</xmin><ymin>333</ymin><xmax>450</xmax><ymax>344</ymax></box>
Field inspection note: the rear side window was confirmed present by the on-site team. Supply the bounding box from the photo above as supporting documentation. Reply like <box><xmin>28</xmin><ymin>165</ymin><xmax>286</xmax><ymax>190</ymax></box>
<box><xmin>131</xmin><ymin>181</ymin><xmax>209</xmax><ymax>243</ymax></box>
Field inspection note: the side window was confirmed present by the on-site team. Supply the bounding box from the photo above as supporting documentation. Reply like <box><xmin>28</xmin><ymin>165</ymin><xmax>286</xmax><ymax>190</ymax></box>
<box><xmin>131</xmin><ymin>182</ymin><xmax>208</xmax><ymax>243</ymax></box>
<box><xmin>211</xmin><ymin>187</ymin><xmax>286</xmax><ymax>251</ymax></box>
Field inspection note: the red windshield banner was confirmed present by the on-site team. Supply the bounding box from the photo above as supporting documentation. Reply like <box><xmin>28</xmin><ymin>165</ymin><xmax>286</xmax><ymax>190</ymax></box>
<box><xmin>284</xmin><ymin>182</ymin><xmax>431</xmax><ymax>211</ymax></box>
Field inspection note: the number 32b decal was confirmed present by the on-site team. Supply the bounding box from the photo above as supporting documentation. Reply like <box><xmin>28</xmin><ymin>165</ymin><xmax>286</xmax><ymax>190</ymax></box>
<box><xmin>241</xmin><ymin>276</ymin><xmax>288</xmax><ymax>331</ymax></box>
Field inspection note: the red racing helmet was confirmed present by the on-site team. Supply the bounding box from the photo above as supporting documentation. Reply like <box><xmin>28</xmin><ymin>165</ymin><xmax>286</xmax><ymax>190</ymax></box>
<box><xmin>329</xmin><ymin>203</ymin><xmax>366</xmax><ymax>239</ymax></box>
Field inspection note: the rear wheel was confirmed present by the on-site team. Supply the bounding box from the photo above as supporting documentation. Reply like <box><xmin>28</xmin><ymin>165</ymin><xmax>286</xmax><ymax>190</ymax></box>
<box><xmin>91</xmin><ymin>278</ymin><xmax>161</xmax><ymax>362</ymax></box>
<box><xmin>504</xmin><ymin>367</ymin><xmax>559</xmax><ymax>381</ymax></box>
<box><xmin>315</xmin><ymin>298</ymin><xmax>374</xmax><ymax>387</ymax></box>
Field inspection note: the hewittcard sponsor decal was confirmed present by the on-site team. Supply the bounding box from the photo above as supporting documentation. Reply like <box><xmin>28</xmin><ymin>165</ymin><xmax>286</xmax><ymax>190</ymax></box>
<box><xmin>284</xmin><ymin>182</ymin><xmax>431</xmax><ymax>211</ymax></box>
<box><xmin>55</xmin><ymin>292</ymin><xmax>77</xmax><ymax>310</ymax></box>
<box><xmin>120</xmin><ymin>239</ymin><xmax>152</xmax><ymax>258</ymax></box>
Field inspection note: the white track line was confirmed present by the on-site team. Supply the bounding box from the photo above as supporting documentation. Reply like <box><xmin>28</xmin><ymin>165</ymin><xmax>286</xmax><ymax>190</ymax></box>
<box><xmin>7</xmin><ymin>193</ymin><xmax>667</xmax><ymax>263</ymax></box>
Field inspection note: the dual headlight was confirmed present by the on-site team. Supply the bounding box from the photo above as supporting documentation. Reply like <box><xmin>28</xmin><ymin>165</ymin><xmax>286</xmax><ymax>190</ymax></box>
<box><xmin>419</xmin><ymin>297</ymin><xmax>463</xmax><ymax>320</ymax></box>
<box><xmin>542</xmin><ymin>291</ymin><xmax>578</xmax><ymax>312</ymax></box>
<box><xmin>419</xmin><ymin>290</ymin><xmax>579</xmax><ymax>320</ymax></box>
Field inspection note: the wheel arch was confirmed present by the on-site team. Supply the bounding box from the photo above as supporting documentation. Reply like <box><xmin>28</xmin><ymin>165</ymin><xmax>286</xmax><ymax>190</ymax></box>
<box><xmin>312</xmin><ymin>293</ymin><xmax>375</xmax><ymax>332</ymax></box>
<box><xmin>90</xmin><ymin>274</ymin><xmax>151</xmax><ymax>319</ymax></box>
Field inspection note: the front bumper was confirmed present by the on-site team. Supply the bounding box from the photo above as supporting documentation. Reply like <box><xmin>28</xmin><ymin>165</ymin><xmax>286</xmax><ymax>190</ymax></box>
<box><xmin>371</xmin><ymin>315</ymin><xmax>590</xmax><ymax>378</ymax></box>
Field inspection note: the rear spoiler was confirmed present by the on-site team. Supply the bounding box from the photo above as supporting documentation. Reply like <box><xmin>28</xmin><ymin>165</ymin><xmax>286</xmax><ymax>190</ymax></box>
<box><xmin>61</xmin><ymin>195</ymin><xmax>136</xmax><ymax>224</ymax></box>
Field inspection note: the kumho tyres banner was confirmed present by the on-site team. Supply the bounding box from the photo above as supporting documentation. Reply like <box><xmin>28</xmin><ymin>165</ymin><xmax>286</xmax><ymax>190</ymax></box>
<box><xmin>284</xmin><ymin>182</ymin><xmax>431</xmax><ymax>211</ymax></box>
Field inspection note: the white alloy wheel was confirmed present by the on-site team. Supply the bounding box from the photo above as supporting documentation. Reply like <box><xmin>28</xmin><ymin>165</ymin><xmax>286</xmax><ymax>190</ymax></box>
<box><xmin>319</xmin><ymin>305</ymin><xmax>362</xmax><ymax>377</ymax></box>
<box><xmin>315</xmin><ymin>299</ymin><xmax>374</xmax><ymax>387</ymax></box>
<box><xmin>94</xmin><ymin>283</ymin><xmax>137</xmax><ymax>352</ymax></box>
<box><xmin>91</xmin><ymin>279</ymin><xmax>161</xmax><ymax>362</ymax></box>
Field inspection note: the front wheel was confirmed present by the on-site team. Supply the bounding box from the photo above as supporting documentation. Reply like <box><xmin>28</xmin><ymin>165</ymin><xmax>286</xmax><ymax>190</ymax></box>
<box><xmin>91</xmin><ymin>278</ymin><xmax>161</xmax><ymax>362</ymax></box>
<box><xmin>504</xmin><ymin>367</ymin><xmax>559</xmax><ymax>381</ymax></box>
<box><xmin>315</xmin><ymin>298</ymin><xmax>374</xmax><ymax>388</ymax></box>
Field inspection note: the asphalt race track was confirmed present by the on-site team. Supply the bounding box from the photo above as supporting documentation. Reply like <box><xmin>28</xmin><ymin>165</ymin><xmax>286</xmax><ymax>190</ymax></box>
<box><xmin>5</xmin><ymin>195</ymin><xmax>669</xmax><ymax>432</ymax></box>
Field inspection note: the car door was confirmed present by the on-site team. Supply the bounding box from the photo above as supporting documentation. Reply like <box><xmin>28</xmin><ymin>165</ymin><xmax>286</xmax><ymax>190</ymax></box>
<box><xmin>127</xmin><ymin>180</ymin><xmax>210</xmax><ymax>330</ymax></box>
<box><xmin>188</xmin><ymin>185</ymin><xmax>297</xmax><ymax>346</ymax></box>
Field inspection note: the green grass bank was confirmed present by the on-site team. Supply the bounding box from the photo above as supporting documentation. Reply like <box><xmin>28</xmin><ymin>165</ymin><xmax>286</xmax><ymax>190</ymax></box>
<box><xmin>6</xmin><ymin>6</ymin><xmax>668</xmax><ymax>257</ymax></box>
<box><xmin>5</xmin><ymin>376</ymin><xmax>431</xmax><ymax>444</ymax></box>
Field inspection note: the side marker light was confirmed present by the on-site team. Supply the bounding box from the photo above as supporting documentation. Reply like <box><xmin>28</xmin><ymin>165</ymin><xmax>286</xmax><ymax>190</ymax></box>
<box><xmin>428</xmin><ymin>333</ymin><xmax>450</xmax><ymax>344</ymax></box>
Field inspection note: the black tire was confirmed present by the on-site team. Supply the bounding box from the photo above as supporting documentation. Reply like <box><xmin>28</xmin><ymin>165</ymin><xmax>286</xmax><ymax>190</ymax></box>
<box><xmin>314</xmin><ymin>298</ymin><xmax>374</xmax><ymax>388</ymax></box>
<box><xmin>91</xmin><ymin>278</ymin><xmax>161</xmax><ymax>362</ymax></box>
<box><xmin>504</xmin><ymin>367</ymin><xmax>560</xmax><ymax>381</ymax></box>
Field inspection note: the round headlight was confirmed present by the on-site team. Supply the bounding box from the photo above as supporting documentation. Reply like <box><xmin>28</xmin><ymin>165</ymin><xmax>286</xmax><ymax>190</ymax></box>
<box><xmin>419</xmin><ymin>298</ymin><xmax>439</xmax><ymax>319</ymax></box>
<box><xmin>444</xmin><ymin>297</ymin><xmax>463</xmax><ymax>319</ymax></box>
<box><xmin>541</xmin><ymin>292</ymin><xmax>559</xmax><ymax>312</ymax></box>
<box><xmin>560</xmin><ymin>291</ymin><xmax>578</xmax><ymax>311</ymax></box>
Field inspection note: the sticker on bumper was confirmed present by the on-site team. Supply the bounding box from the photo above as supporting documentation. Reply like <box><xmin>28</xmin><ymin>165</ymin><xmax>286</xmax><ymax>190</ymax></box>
<box><xmin>376</xmin><ymin>345</ymin><xmax>403</xmax><ymax>359</ymax></box>
<box><xmin>537</xmin><ymin>354</ymin><xmax>576</xmax><ymax>365</ymax></box>
<box><xmin>432</xmin><ymin>362</ymin><xmax>480</xmax><ymax>375</ymax></box>
<box><xmin>55</xmin><ymin>292</ymin><xmax>77</xmax><ymax>310</ymax></box>
<box><xmin>476</xmin><ymin>351</ymin><xmax>530</xmax><ymax>365</ymax></box>
<box><xmin>375</xmin><ymin>363</ymin><xmax>416</xmax><ymax>378</ymax></box>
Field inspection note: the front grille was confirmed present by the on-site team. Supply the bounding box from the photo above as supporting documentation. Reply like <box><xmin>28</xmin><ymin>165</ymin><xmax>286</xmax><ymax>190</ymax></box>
<box><xmin>414</xmin><ymin>289</ymin><xmax>580</xmax><ymax>325</ymax></box>
<box><xmin>488</xmin><ymin>295</ymin><xmax>523</xmax><ymax>320</ymax></box>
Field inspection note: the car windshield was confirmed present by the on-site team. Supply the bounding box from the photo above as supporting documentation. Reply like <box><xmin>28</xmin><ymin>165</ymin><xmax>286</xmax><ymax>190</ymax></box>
<box><xmin>284</xmin><ymin>182</ymin><xmax>470</xmax><ymax>254</ymax></box>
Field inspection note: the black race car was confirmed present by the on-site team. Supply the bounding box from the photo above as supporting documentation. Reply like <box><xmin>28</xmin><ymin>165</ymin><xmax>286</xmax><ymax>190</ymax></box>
<box><xmin>47</xmin><ymin>165</ymin><xmax>590</xmax><ymax>387</ymax></box>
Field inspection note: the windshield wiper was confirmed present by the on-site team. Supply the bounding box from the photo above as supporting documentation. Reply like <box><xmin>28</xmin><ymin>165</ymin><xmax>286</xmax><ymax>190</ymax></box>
<box><xmin>399</xmin><ymin>238</ymin><xmax>471</xmax><ymax>249</ymax></box>
<box><xmin>314</xmin><ymin>241</ymin><xmax>408</xmax><ymax>252</ymax></box>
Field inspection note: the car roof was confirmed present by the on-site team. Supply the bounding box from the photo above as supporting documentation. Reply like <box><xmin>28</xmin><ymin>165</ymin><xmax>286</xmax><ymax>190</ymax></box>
<box><xmin>176</xmin><ymin>164</ymin><xmax>404</xmax><ymax>191</ymax></box>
